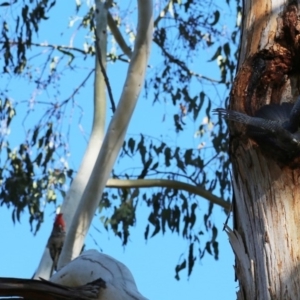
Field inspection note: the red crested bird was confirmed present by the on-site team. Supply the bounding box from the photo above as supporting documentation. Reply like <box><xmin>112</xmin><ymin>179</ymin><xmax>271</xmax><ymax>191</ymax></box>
<box><xmin>47</xmin><ymin>213</ymin><xmax>66</xmax><ymax>276</ymax></box>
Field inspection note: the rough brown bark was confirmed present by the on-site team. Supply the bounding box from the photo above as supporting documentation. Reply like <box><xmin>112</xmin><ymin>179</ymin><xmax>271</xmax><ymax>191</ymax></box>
<box><xmin>228</xmin><ymin>1</ymin><xmax>300</xmax><ymax>299</ymax></box>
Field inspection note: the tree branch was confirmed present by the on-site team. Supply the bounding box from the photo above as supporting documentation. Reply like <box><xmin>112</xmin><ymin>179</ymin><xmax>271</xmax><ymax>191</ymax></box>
<box><xmin>94</xmin><ymin>27</ymin><xmax>116</xmax><ymax>112</ymax></box>
<box><xmin>155</xmin><ymin>42</ymin><xmax>221</xmax><ymax>83</ymax></box>
<box><xmin>34</xmin><ymin>0</ymin><xmax>108</xmax><ymax>279</ymax></box>
<box><xmin>61</xmin><ymin>0</ymin><xmax>153</xmax><ymax>265</ymax></box>
<box><xmin>154</xmin><ymin>0</ymin><xmax>174</xmax><ymax>28</ymax></box>
<box><xmin>107</xmin><ymin>11</ymin><xmax>132</xmax><ymax>58</ymax></box>
<box><xmin>106</xmin><ymin>178</ymin><xmax>230</xmax><ymax>210</ymax></box>
<box><xmin>0</xmin><ymin>277</ymin><xmax>106</xmax><ymax>300</ymax></box>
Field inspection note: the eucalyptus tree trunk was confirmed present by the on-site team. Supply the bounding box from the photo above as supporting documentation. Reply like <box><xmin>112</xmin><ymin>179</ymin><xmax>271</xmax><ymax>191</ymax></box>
<box><xmin>227</xmin><ymin>0</ymin><xmax>300</xmax><ymax>299</ymax></box>
<box><xmin>35</xmin><ymin>0</ymin><xmax>153</xmax><ymax>279</ymax></box>
<box><xmin>58</xmin><ymin>0</ymin><xmax>153</xmax><ymax>268</ymax></box>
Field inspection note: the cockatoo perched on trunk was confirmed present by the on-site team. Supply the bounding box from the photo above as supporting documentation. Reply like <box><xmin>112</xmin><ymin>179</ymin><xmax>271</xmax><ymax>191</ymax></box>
<box><xmin>47</xmin><ymin>213</ymin><xmax>66</xmax><ymax>276</ymax></box>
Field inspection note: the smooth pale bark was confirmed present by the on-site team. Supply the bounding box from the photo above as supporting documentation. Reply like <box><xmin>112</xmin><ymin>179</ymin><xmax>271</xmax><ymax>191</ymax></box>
<box><xmin>108</xmin><ymin>12</ymin><xmax>132</xmax><ymax>58</ymax></box>
<box><xmin>34</xmin><ymin>0</ymin><xmax>108</xmax><ymax>279</ymax></box>
<box><xmin>59</xmin><ymin>0</ymin><xmax>153</xmax><ymax>266</ymax></box>
<box><xmin>228</xmin><ymin>0</ymin><xmax>300</xmax><ymax>299</ymax></box>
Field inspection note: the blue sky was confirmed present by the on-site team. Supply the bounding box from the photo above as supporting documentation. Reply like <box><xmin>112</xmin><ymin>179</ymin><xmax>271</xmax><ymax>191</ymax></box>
<box><xmin>0</xmin><ymin>1</ymin><xmax>237</xmax><ymax>299</ymax></box>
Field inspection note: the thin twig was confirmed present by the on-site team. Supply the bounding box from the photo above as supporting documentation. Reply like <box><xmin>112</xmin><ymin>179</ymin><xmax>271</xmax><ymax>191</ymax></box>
<box><xmin>94</xmin><ymin>27</ymin><xmax>116</xmax><ymax>112</ymax></box>
<box><xmin>61</xmin><ymin>69</ymin><xmax>95</xmax><ymax>106</ymax></box>
<box><xmin>157</xmin><ymin>43</ymin><xmax>221</xmax><ymax>83</ymax></box>
<box><xmin>154</xmin><ymin>0</ymin><xmax>174</xmax><ymax>28</ymax></box>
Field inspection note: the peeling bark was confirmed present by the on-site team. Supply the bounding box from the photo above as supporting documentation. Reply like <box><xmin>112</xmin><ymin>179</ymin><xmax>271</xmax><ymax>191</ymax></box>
<box><xmin>229</xmin><ymin>1</ymin><xmax>300</xmax><ymax>299</ymax></box>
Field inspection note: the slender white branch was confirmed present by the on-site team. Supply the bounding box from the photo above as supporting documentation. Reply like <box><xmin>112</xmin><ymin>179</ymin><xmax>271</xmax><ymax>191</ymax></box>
<box><xmin>60</xmin><ymin>0</ymin><xmax>153</xmax><ymax>265</ymax></box>
<box><xmin>106</xmin><ymin>178</ymin><xmax>230</xmax><ymax>210</ymax></box>
<box><xmin>108</xmin><ymin>11</ymin><xmax>132</xmax><ymax>58</ymax></box>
